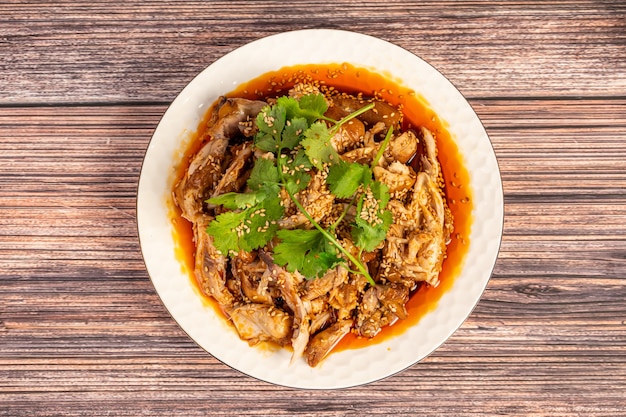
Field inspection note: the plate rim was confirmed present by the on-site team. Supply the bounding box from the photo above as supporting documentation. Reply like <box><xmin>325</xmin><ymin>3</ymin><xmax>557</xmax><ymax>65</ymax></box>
<box><xmin>136</xmin><ymin>28</ymin><xmax>504</xmax><ymax>389</ymax></box>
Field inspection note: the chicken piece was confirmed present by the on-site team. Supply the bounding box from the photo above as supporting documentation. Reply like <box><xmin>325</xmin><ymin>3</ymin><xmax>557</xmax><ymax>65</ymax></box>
<box><xmin>324</xmin><ymin>103</ymin><xmax>366</xmax><ymax>153</ymax></box>
<box><xmin>373</xmin><ymin>161</ymin><xmax>417</xmax><ymax>197</ymax></box>
<box><xmin>300</xmin><ymin>169</ymin><xmax>335</xmax><ymax>223</ymax></box>
<box><xmin>174</xmin><ymin>136</ymin><xmax>228</xmax><ymax>222</ymax></box>
<box><xmin>387</xmin><ymin>130</ymin><xmax>418</xmax><ymax>164</ymax></box>
<box><xmin>211</xmin><ymin>142</ymin><xmax>253</xmax><ymax>198</ymax></box>
<box><xmin>412</xmin><ymin>172</ymin><xmax>446</xmax><ymax>233</ymax></box>
<box><xmin>325</xmin><ymin>98</ymin><xmax>367</xmax><ymax>153</ymax></box>
<box><xmin>418</xmin><ymin>127</ymin><xmax>455</xmax><ymax>242</ymax></box>
<box><xmin>259</xmin><ymin>250</ymin><xmax>310</xmax><ymax>364</ymax></box>
<box><xmin>419</xmin><ymin>126</ymin><xmax>441</xmax><ymax>183</ymax></box>
<box><xmin>406</xmin><ymin>173</ymin><xmax>448</xmax><ymax>286</ymax></box>
<box><xmin>359</xmin><ymin>285</ymin><xmax>380</xmax><ymax>317</ymax></box>
<box><xmin>305</xmin><ymin>319</ymin><xmax>353</xmax><ymax>367</ymax></box>
<box><xmin>309</xmin><ymin>309</ymin><xmax>332</xmax><ymax>335</ymax></box>
<box><xmin>306</xmin><ymin>294</ymin><xmax>335</xmax><ymax>335</ymax></box>
<box><xmin>302</xmin><ymin>267</ymin><xmax>349</xmax><ymax>337</ymax></box>
<box><xmin>341</xmin><ymin>146</ymin><xmax>376</xmax><ymax>165</ymax></box>
<box><xmin>174</xmin><ymin>97</ymin><xmax>265</xmax><ymax>222</ymax></box>
<box><xmin>380</xmin><ymin>127</ymin><xmax>449</xmax><ymax>287</ymax></box>
<box><xmin>381</xmin><ymin>172</ymin><xmax>448</xmax><ymax>288</ymax></box>
<box><xmin>330</xmin><ymin>121</ymin><xmax>366</xmax><ymax>154</ymax></box>
<box><xmin>302</xmin><ymin>266</ymin><xmax>348</xmax><ymax>302</ymax></box>
<box><xmin>362</xmin><ymin>121</ymin><xmax>388</xmax><ymax>148</ymax></box>
<box><xmin>405</xmin><ymin>231</ymin><xmax>444</xmax><ymax>287</ymax></box>
<box><xmin>232</xmin><ymin>251</ymin><xmax>277</xmax><ymax>305</ymax></box>
<box><xmin>205</xmin><ymin>96</ymin><xmax>266</xmax><ymax>141</ymax></box>
<box><xmin>377</xmin><ymin>283</ymin><xmax>409</xmax><ymax>320</ymax></box>
<box><xmin>230</xmin><ymin>304</ymin><xmax>293</xmax><ymax>346</ymax></box>
<box><xmin>333</xmin><ymin>97</ymin><xmax>402</xmax><ymax>131</ymax></box>
<box><xmin>387</xmin><ymin>199</ymin><xmax>421</xmax><ymax>231</ymax></box>
<box><xmin>356</xmin><ymin>286</ymin><xmax>385</xmax><ymax>337</ymax></box>
<box><xmin>328</xmin><ymin>281</ymin><xmax>359</xmax><ymax>320</ymax></box>
<box><xmin>378</xmin><ymin>223</ymin><xmax>410</xmax><ymax>282</ymax></box>
<box><xmin>194</xmin><ymin>221</ymin><xmax>236</xmax><ymax>315</ymax></box>
<box><xmin>356</xmin><ymin>283</ymin><xmax>408</xmax><ymax>337</ymax></box>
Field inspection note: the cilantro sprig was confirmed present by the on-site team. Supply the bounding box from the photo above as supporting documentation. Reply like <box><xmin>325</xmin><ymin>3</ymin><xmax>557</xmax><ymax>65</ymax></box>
<box><xmin>206</xmin><ymin>157</ymin><xmax>283</xmax><ymax>255</ymax></box>
<box><xmin>206</xmin><ymin>93</ymin><xmax>394</xmax><ymax>286</ymax></box>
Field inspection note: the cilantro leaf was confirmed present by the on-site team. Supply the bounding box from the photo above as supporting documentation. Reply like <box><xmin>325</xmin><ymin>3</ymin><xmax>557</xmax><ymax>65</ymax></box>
<box><xmin>206</xmin><ymin>210</ymin><xmax>245</xmax><ymax>255</ymax></box>
<box><xmin>277</xmin><ymin>94</ymin><xmax>329</xmax><ymax>124</ymax></box>
<box><xmin>208</xmin><ymin>158</ymin><xmax>281</xmax><ymax>210</ymax></box>
<box><xmin>238</xmin><ymin>197</ymin><xmax>283</xmax><ymax>252</ymax></box>
<box><xmin>206</xmin><ymin>197</ymin><xmax>283</xmax><ymax>255</ymax></box>
<box><xmin>254</xmin><ymin>133</ymin><xmax>279</xmax><ymax>152</ymax></box>
<box><xmin>280</xmin><ymin>117</ymin><xmax>308</xmax><ymax>150</ymax></box>
<box><xmin>273</xmin><ymin>229</ymin><xmax>343</xmax><ymax>279</ymax></box>
<box><xmin>257</xmin><ymin>104</ymin><xmax>286</xmax><ymax>138</ymax></box>
<box><xmin>351</xmin><ymin>182</ymin><xmax>393</xmax><ymax>252</ymax></box>
<box><xmin>247</xmin><ymin>157</ymin><xmax>279</xmax><ymax>190</ymax></box>
<box><xmin>281</xmin><ymin>148</ymin><xmax>312</xmax><ymax>195</ymax></box>
<box><xmin>301</xmin><ymin>121</ymin><xmax>339</xmax><ymax>169</ymax></box>
<box><xmin>254</xmin><ymin>104</ymin><xmax>287</xmax><ymax>152</ymax></box>
<box><xmin>255</xmin><ymin>98</ymin><xmax>318</xmax><ymax>152</ymax></box>
<box><xmin>352</xmin><ymin>209</ymin><xmax>393</xmax><ymax>252</ymax></box>
<box><xmin>326</xmin><ymin>160</ymin><xmax>372</xmax><ymax>198</ymax></box>
<box><xmin>207</xmin><ymin>191</ymin><xmax>261</xmax><ymax>210</ymax></box>
<box><xmin>369</xmin><ymin>180</ymin><xmax>391</xmax><ymax>209</ymax></box>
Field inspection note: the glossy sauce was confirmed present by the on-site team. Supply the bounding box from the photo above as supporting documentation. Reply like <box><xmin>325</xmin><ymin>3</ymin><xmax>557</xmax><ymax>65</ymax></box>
<box><xmin>169</xmin><ymin>63</ymin><xmax>473</xmax><ymax>352</ymax></box>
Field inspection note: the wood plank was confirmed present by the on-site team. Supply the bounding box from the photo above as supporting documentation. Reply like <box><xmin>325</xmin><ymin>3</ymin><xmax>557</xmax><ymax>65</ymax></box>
<box><xmin>0</xmin><ymin>1</ymin><xmax>624</xmax><ymax>104</ymax></box>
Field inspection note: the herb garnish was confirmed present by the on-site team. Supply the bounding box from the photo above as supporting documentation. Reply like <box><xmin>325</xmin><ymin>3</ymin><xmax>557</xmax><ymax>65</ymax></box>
<box><xmin>207</xmin><ymin>93</ymin><xmax>394</xmax><ymax>285</ymax></box>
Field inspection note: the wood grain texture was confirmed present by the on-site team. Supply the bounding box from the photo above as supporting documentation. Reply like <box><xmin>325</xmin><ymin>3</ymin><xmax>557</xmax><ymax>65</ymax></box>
<box><xmin>1</xmin><ymin>1</ymin><xmax>626</xmax><ymax>416</ymax></box>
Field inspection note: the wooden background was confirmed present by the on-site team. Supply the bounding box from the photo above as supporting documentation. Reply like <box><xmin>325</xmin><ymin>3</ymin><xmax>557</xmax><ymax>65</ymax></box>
<box><xmin>1</xmin><ymin>1</ymin><xmax>625</xmax><ymax>416</ymax></box>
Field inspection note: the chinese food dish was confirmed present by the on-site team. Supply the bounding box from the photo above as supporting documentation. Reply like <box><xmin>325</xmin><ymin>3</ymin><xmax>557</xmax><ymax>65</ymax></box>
<box><xmin>173</xmin><ymin>73</ymin><xmax>454</xmax><ymax>367</ymax></box>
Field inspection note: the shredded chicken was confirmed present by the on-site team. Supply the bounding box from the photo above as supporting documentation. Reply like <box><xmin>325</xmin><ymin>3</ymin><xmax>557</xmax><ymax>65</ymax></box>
<box><xmin>173</xmin><ymin>85</ymin><xmax>453</xmax><ymax>367</ymax></box>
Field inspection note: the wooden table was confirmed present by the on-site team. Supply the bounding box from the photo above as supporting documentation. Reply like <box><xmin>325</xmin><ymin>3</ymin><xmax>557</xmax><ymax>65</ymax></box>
<box><xmin>2</xmin><ymin>1</ymin><xmax>625</xmax><ymax>416</ymax></box>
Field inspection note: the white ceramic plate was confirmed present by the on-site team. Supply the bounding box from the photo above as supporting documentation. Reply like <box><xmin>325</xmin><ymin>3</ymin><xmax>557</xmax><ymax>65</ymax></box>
<box><xmin>137</xmin><ymin>29</ymin><xmax>503</xmax><ymax>389</ymax></box>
